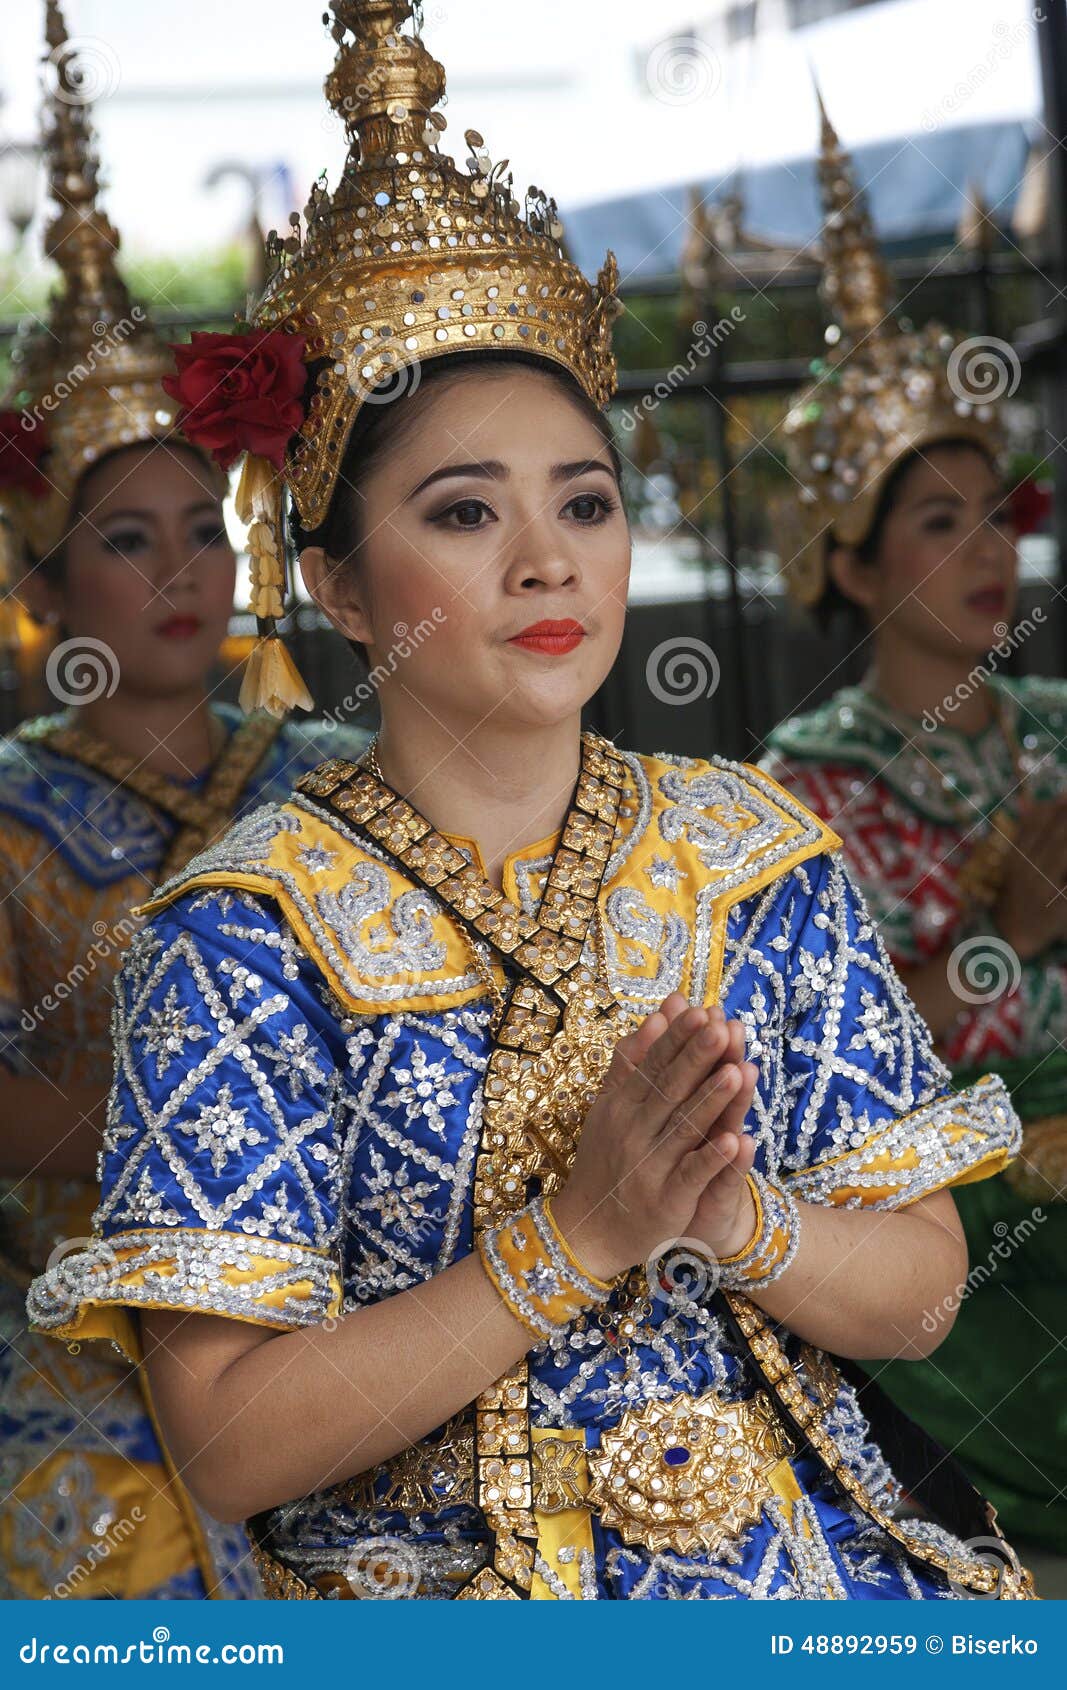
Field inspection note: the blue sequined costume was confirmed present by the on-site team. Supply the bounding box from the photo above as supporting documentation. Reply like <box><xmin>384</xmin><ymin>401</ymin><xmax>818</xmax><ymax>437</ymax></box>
<box><xmin>1</xmin><ymin>705</ymin><xmax>366</xmax><ymax>1598</ymax></box>
<box><xmin>29</xmin><ymin>749</ymin><xmax>1027</xmax><ymax>1599</ymax></box>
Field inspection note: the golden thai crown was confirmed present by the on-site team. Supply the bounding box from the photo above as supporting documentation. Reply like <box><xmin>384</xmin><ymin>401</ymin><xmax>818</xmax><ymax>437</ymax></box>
<box><xmin>164</xmin><ymin>1</ymin><xmax>621</xmax><ymax>714</ymax></box>
<box><xmin>780</xmin><ymin>94</ymin><xmax>1004</xmax><ymax>606</ymax></box>
<box><xmin>0</xmin><ymin>1</ymin><xmax>187</xmax><ymax>568</ymax></box>
<box><xmin>253</xmin><ymin>0</ymin><xmax>620</xmax><ymax>531</ymax></box>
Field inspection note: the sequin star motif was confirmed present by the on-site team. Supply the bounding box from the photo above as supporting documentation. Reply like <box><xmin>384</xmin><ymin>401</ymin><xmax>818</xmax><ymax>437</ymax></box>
<box><xmin>190</xmin><ymin>1083</ymin><xmax>264</xmax><ymax>1175</ymax></box>
<box><xmin>253</xmin><ymin>1024</ymin><xmax>330</xmax><ymax>1101</ymax></box>
<box><xmin>138</xmin><ymin>984</ymin><xmax>209</xmax><ymax>1079</ymax></box>
<box><xmin>382</xmin><ymin>1044</ymin><xmax>458</xmax><ymax>1138</ymax></box>
<box><xmin>793</xmin><ymin>947</ymin><xmax>834</xmax><ymax>1011</ymax></box>
<box><xmin>298</xmin><ymin>843</ymin><xmax>339</xmax><ymax>875</ymax></box>
<box><xmin>524</xmin><ymin>1262</ymin><xmax>561</xmax><ymax>1301</ymax></box>
<box><xmin>646</xmin><ymin>855</ymin><xmax>683</xmax><ymax>892</ymax></box>
<box><xmin>849</xmin><ymin>991</ymin><xmax>897</xmax><ymax>1061</ymax></box>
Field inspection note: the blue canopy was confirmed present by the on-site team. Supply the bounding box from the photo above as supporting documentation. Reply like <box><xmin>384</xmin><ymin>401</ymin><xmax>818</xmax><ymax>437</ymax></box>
<box><xmin>565</xmin><ymin>119</ymin><xmax>1034</xmax><ymax>285</ymax></box>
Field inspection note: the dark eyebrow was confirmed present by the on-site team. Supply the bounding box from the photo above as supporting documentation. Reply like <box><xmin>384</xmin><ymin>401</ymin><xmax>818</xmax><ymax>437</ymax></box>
<box><xmin>911</xmin><ymin>492</ymin><xmax>965</xmax><ymax>510</ymax></box>
<box><xmin>408</xmin><ymin>460</ymin><xmax>507</xmax><ymax>498</ymax></box>
<box><xmin>911</xmin><ymin>487</ymin><xmax>1004</xmax><ymax>511</ymax></box>
<box><xmin>99</xmin><ymin>499</ymin><xmax>221</xmax><ymax>524</ymax></box>
<box><xmin>408</xmin><ymin>455</ymin><xmax>618</xmax><ymax>500</ymax></box>
<box><xmin>551</xmin><ymin>458</ymin><xmax>617</xmax><ymax>485</ymax></box>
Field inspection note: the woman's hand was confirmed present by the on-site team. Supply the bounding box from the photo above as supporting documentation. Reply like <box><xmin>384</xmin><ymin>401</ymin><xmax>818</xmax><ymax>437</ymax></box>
<box><xmin>994</xmin><ymin>795</ymin><xmax>1067</xmax><ymax>961</ymax></box>
<box><xmin>551</xmin><ymin>993</ymin><xmax>758</xmax><ymax>1282</ymax></box>
<box><xmin>686</xmin><ymin>1016</ymin><xmax>759</xmax><ymax>1257</ymax></box>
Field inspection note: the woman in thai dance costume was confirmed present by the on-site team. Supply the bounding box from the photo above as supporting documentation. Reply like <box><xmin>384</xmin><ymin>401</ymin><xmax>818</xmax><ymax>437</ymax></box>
<box><xmin>762</xmin><ymin>105</ymin><xmax>1067</xmax><ymax>1555</ymax></box>
<box><xmin>30</xmin><ymin>4</ymin><xmax>1034</xmax><ymax>1601</ymax></box>
<box><xmin>0</xmin><ymin>3</ymin><xmax>365</xmax><ymax>1599</ymax></box>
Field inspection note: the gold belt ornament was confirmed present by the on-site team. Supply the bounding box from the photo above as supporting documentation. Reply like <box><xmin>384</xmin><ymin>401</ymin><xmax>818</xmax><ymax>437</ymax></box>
<box><xmin>586</xmin><ymin>1391</ymin><xmax>793</xmax><ymax>1557</ymax></box>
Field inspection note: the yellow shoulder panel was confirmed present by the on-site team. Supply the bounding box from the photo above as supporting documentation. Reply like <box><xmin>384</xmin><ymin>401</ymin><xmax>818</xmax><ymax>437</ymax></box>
<box><xmin>600</xmin><ymin>752</ymin><xmax>841</xmax><ymax>1010</ymax></box>
<box><xmin>135</xmin><ymin>754</ymin><xmax>839</xmax><ymax>1020</ymax></box>
<box><xmin>136</xmin><ymin>797</ymin><xmax>488</xmax><ymax>1015</ymax></box>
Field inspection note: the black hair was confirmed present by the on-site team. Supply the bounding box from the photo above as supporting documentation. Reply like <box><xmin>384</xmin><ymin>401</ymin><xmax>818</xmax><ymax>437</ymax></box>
<box><xmin>288</xmin><ymin>351</ymin><xmax>625</xmax><ymax>665</ymax></box>
<box><xmin>811</xmin><ymin>436</ymin><xmax>1001</xmax><ymax>634</ymax></box>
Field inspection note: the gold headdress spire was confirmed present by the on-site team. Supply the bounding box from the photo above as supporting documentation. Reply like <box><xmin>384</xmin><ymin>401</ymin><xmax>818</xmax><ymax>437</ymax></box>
<box><xmin>780</xmin><ymin>92</ymin><xmax>1003</xmax><ymax>605</ymax></box>
<box><xmin>0</xmin><ymin>1</ymin><xmax>183</xmax><ymax>562</ymax></box>
<box><xmin>251</xmin><ymin>0</ymin><xmax>620</xmax><ymax>530</ymax></box>
<box><xmin>164</xmin><ymin>1</ymin><xmax>620</xmax><ymax>715</ymax></box>
<box><xmin>813</xmin><ymin>89</ymin><xmax>893</xmax><ymax>345</ymax></box>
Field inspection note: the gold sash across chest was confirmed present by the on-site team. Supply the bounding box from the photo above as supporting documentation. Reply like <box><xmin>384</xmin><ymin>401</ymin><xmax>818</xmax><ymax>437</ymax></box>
<box><xmin>298</xmin><ymin>730</ymin><xmax>636</xmax><ymax>1596</ymax></box>
<box><xmin>23</xmin><ymin>713</ymin><xmax>283</xmax><ymax>880</ymax></box>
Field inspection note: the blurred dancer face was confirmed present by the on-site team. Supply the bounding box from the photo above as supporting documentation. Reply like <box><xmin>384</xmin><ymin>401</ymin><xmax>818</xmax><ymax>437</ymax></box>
<box><xmin>828</xmin><ymin>443</ymin><xmax>1018</xmax><ymax>660</ymax></box>
<box><xmin>300</xmin><ymin>363</ymin><xmax>631</xmax><ymax>735</ymax></box>
<box><xmin>28</xmin><ymin>442</ymin><xmax>236</xmax><ymax>700</ymax></box>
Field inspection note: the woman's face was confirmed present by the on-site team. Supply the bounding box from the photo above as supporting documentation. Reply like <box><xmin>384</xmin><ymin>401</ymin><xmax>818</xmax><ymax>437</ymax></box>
<box><xmin>302</xmin><ymin>365</ymin><xmax>631</xmax><ymax>736</ymax></box>
<box><xmin>31</xmin><ymin>441</ymin><xmax>236</xmax><ymax>699</ymax></box>
<box><xmin>830</xmin><ymin>443</ymin><xmax>1017</xmax><ymax>659</ymax></box>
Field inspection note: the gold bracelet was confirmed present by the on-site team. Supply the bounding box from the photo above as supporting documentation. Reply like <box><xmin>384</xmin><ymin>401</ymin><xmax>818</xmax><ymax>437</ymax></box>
<box><xmin>717</xmin><ymin>1172</ymin><xmax>800</xmax><ymax>1289</ymax></box>
<box><xmin>479</xmin><ymin>1196</ymin><xmax>614</xmax><ymax>1339</ymax></box>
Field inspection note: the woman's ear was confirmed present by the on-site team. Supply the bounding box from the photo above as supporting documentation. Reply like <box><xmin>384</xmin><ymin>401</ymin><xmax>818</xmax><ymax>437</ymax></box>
<box><xmin>826</xmin><ymin>542</ymin><xmax>878</xmax><ymax>614</ymax></box>
<box><xmin>298</xmin><ymin>546</ymin><xmax>374</xmax><ymax>646</ymax></box>
<box><xmin>17</xmin><ymin>569</ymin><xmax>62</xmax><ymax>629</ymax></box>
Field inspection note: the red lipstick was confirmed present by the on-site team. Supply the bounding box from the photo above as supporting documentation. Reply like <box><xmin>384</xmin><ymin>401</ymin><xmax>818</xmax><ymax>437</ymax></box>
<box><xmin>965</xmin><ymin>587</ymin><xmax>1007</xmax><ymax>617</ymax></box>
<box><xmin>508</xmin><ymin>618</ymin><xmax>586</xmax><ymax>655</ymax></box>
<box><xmin>155</xmin><ymin>615</ymin><xmax>203</xmax><ymax>641</ymax></box>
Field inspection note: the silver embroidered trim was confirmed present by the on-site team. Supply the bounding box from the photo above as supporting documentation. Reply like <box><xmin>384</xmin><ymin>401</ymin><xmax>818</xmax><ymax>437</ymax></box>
<box><xmin>482</xmin><ymin>1196</ymin><xmax>611</xmax><ymax>1339</ymax></box>
<box><xmin>718</xmin><ymin>1172</ymin><xmax>800</xmax><ymax>1289</ymax></box>
<box><xmin>148</xmin><ymin>796</ymin><xmax>484</xmax><ymax>1008</ymax></box>
<box><xmin>786</xmin><ymin>1074</ymin><xmax>1020</xmax><ymax>1210</ymax></box>
<box><xmin>27</xmin><ymin>1227</ymin><xmax>336</xmax><ymax>1332</ymax></box>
